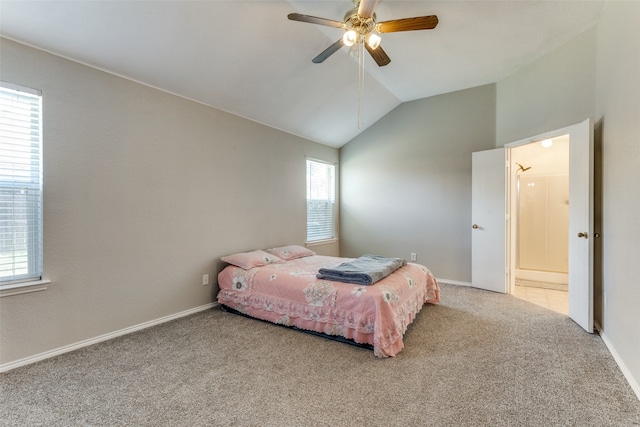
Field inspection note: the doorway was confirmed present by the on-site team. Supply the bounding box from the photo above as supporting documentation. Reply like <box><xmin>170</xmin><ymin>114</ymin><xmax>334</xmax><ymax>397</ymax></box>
<box><xmin>472</xmin><ymin>118</ymin><xmax>593</xmax><ymax>332</ymax></box>
<box><xmin>509</xmin><ymin>135</ymin><xmax>570</xmax><ymax>315</ymax></box>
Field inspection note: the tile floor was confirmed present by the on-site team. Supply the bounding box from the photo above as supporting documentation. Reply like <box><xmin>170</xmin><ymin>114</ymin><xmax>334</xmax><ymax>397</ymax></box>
<box><xmin>513</xmin><ymin>285</ymin><xmax>568</xmax><ymax>315</ymax></box>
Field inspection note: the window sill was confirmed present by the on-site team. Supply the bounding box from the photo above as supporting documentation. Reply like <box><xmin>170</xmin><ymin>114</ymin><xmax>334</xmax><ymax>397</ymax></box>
<box><xmin>0</xmin><ymin>279</ymin><xmax>51</xmax><ymax>298</ymax></box>
<box><xmin>306</xmin><ymin>238</ymin><xmax>338</xmax><ymax>247</ymax></box>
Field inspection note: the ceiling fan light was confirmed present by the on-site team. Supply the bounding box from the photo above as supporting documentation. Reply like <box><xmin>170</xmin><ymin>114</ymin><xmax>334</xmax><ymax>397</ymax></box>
<box><xmin>366</xmin><ymin>33</ymin><xmax>381</xmax><ymax>50</ymax></box>
<box><xmin>343</xmin><ymin>30</ymin><xmax>357</xmax><ymax>47</ymax></box>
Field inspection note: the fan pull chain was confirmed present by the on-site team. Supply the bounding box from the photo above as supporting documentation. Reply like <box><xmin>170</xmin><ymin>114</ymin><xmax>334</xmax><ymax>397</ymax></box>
<box><xmin>358</xmin><ymin>40</ymin><xmax>365</xmax><ymax>129</ymax></box>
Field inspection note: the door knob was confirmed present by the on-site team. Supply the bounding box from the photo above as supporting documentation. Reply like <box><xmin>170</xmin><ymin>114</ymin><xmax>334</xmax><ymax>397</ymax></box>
<box><xmin>577</xmin><ymin>232</ymin><xmax>588</xmax><ymax>238</ymax></box>
<box><xmin>472</xmin><ymin>224</ymin><xmax>479</xmax><ymax>229</ymax></box>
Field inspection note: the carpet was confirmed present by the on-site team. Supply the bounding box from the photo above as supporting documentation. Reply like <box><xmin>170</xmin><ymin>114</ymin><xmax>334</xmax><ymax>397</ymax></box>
<box><xmin>1</xmin><ymin>283</ymin><xmax>638</xmax><ymax>426</ymax></box>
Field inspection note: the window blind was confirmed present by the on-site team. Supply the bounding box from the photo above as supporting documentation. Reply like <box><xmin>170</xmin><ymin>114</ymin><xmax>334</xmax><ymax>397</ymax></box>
<box><xmin>0</xmin><ymin>82</ymin><xmax>43</xmax><ymax>284</ymax></box>
<box><xmin>306</xmin><ymin>159</ymin><xmax>335</xmax><ymax>242</ymax></box>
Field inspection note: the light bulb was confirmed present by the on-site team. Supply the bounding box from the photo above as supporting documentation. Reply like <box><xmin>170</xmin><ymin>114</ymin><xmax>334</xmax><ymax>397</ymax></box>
<box><xmin>366</xmin><ymin>33</ymin><xmax>381</xmax><ymax>50</ymax></box>
<box><xmin>343</xmin><ymin>30</ymin><xmax>357</xmax><ymax>47</ymax></box>
<box><xmin>541</xmin><ymin>138</ymin><xmax>553</xmax><ymax>148</ymax></box>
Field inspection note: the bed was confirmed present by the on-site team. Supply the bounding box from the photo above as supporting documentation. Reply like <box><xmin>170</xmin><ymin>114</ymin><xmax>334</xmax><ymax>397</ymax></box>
<box><xmin>216</xmin><ymin>246</ymin><xmax>440</xmax><ymax>357</ymax></box>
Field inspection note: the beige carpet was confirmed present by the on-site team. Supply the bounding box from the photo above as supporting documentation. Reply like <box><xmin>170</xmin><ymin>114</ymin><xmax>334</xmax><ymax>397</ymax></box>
<box><xmin>1</xmin><ymin>283</ymin><xmax>639</xmax><ymax>426</ymax></box>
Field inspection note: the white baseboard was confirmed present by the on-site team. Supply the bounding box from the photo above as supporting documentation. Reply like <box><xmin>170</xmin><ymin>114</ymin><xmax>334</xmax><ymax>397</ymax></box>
<box><xmin>596</xmin><ymin>323</ymin><xmax>640</xmax><ymax>401</ymax></box>
<box><xmin>0</xmin><ymin>302</ymin><xmax>217</xmax><ymax>373</ymax></box>
<box><xmin>437</xmin><ymin>278</ymin><xmax>472</xmax><ymax>287</ymax></box>
<box><xmin>515</xmin><ymin>269</ymin><xmax>567</xmax><ymax>285</ymax></box>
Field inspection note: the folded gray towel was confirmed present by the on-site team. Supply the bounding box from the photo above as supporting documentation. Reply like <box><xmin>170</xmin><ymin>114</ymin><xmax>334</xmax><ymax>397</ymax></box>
<box><xmin>316</xmin><ymin>254</ymin><xmax>407</xmax><ymax>285</ymax></box>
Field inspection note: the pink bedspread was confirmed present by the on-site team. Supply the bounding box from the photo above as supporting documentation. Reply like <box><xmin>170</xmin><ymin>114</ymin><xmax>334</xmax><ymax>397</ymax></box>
<box><xmin>217</xmin><ymin>255</ymin><xmax>440</xmax><ymax>357</ymax></box>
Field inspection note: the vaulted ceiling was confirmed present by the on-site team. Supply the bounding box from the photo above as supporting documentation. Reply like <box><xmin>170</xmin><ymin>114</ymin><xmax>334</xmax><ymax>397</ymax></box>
<box><xmin>0</xmin><ymin>1</ymin><xmax>604</xmax><ymax>147</ymax></box>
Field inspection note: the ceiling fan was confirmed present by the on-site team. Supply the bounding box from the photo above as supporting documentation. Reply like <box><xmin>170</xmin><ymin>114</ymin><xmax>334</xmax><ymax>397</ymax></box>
<box><xmin>288</xmin><ymin>0</ymin><xmax>439</xmax><ymax>66</ymax></box>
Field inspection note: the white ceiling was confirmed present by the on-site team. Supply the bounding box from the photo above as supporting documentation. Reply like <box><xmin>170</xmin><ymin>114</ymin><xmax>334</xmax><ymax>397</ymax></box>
<box><xmin>0</xmin><ymin>1</ymin><xmax>604</xmax><ymax>147</ymax></box>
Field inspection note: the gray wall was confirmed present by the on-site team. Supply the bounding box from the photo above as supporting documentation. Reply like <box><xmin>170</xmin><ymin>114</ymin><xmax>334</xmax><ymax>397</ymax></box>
<box><xmin>595</xmin><ymin>0</ymin><xmax>640</xmax><ymax>397</ymax></box>
<box><xmin>340</xmin><ymin>85</ymin><xmax>496</xmax><ymax>282</ymax></box>
<box><xmin>496</xmin><ymin>28</ymin><xmax>597</xmax><ymax>146</ymax></box>
<box><xmin>0</xmin><ymin>38</ymin><xmax>338</xmax><ymax>365</ymax></box>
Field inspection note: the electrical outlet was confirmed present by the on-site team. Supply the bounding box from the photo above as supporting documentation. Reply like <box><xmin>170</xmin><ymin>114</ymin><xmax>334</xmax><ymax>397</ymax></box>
<box><xmin>410</xmin><ymin>253</ymin><xmax>417</xmax><ymax>261</ymax></box>
<box><xmin>202</xmin><ymin>274</ymin><xmax>209</xmax><ymax>286</ymax></box>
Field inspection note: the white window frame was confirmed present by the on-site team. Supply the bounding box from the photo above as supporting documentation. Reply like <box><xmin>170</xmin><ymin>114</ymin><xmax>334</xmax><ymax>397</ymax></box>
<box><xmin>0</xmin><ymin>81</ymin><xmax>49</xmax><ymax>297</ymax></box>
<box><xmin>306</xmin><ymin>158</ymin><xmax>337</xmax><ymax>244</ymax></box>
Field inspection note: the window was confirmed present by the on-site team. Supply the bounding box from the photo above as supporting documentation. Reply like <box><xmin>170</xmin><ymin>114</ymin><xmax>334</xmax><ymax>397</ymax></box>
<box><xmin>306</xmin><ymin>159</ymin><xmax>336</xmax><ymax>242</ymax></box>
<box><xmin>0</xmin><ymin>82</ymin><xmax>43</xmax><ymax>285</ymax></box>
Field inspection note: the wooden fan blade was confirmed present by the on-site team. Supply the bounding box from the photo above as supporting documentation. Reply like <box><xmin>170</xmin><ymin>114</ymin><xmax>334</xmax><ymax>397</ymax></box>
<box><xmin>378</xmin><ymin>15</ymin><xmax>439</xmax><ymax>33</ymax></box>
<box><xmin>312</xmin><ymin>39</ymin><xmax>345</xmax><ymax>63</ymax></box>
<box><xmin>287</xmin><ymin>13</ymin><xmax>343</xmax><ymax>28</ymax></box>
<box><xmin>357</xmin><ymin>0</ymin><xmax>379</xmax><ymax>19</ymax></box>
<box><xmin>365</xmin><ymin>44</ymin><xmax>391</xmax><ymax>67</ymax></box>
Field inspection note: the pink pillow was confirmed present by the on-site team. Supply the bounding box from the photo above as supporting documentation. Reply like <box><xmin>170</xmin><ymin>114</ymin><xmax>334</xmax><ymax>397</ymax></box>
<box><xmin>265</xmin><ymin>245</ymin><xmax>316</xmax><ymax>261</ymax></box>
<box><xmin>221</xmin><ymin>250</ymin><xmax>283</xmax><ymax>270</ymax></box>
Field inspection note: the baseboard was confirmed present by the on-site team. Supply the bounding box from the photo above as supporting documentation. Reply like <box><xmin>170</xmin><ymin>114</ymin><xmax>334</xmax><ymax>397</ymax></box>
<box><xmin>595</xmin><ymin>322</ymin><xmax>640</xmax><ymax>401</ymax></box>
<box><xmin>0</xmin><ymin>302</ymin><xmax>217</xmax><ymax>373</ymax></box>
<box><xmin>436</xmin><ymin>278</ymin><xmax>472</xmax><ymax>287</ymax></box>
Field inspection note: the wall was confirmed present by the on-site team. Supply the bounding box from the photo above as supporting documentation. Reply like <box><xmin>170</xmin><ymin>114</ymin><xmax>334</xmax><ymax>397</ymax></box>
<box><xmin>496</xmin><ymin>28</ymin><xmax>597</xmax><ymax>146</ymax></box>
<box><xmin>0</xmin><ymin>38</ymin><xmax>338</xmax><ymax>367</ymax></box>
<box><xmin>340</xmin><ymin>85</ymin><xmax>496</xmax><ymax>282</ymax></box>
<box><xmin>595</xmin><ymin>1</ymin><xmax>640</xmax><ymax>397</ymax></box>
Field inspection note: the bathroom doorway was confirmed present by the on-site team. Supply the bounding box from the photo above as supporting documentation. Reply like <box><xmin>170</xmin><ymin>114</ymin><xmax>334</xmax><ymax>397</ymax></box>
<box><xmin>510</xmin><ymin>135</ymin><xmax>570</xmax><ymax>315</ymax></box>
<box><xmin>472</xmin><ymin>119</ymin><xmax>592</xmax><ymax>329</ymax></box>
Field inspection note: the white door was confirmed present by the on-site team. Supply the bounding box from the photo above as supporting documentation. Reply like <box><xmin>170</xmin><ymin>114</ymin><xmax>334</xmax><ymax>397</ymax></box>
<box><xmin>471</xmin><ymin>148</ymin><xmax>507</xmax><ymax>293</ymax></box>
<box><xmin>567</xmin><ymin>119</ymin><xmax>594</xmax><ymax>333</ymax></box>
